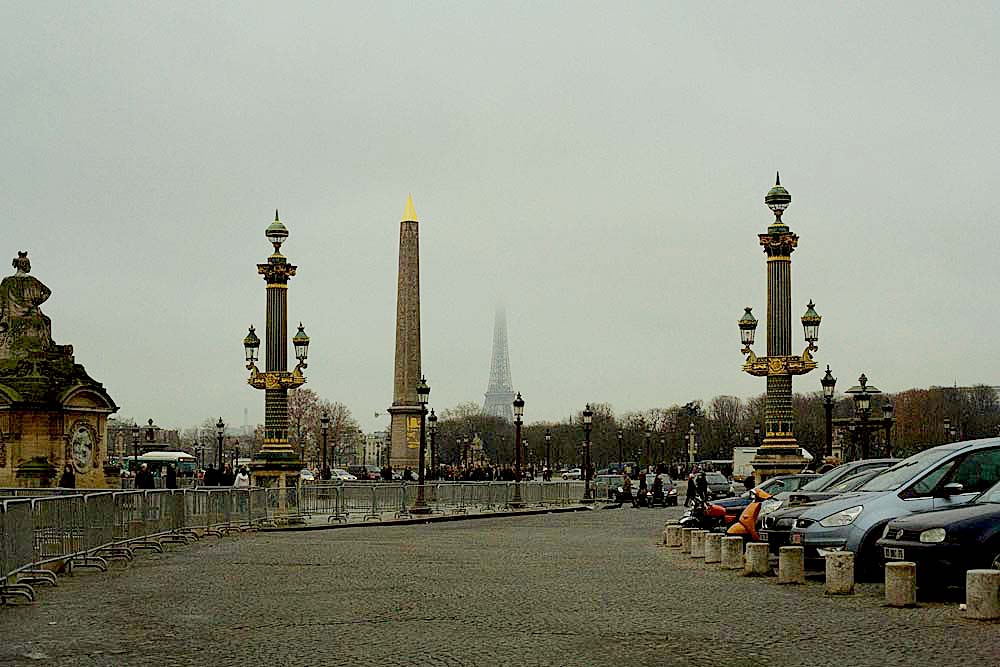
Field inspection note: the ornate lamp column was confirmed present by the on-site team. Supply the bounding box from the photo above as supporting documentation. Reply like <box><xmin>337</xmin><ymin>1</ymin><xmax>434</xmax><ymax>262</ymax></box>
<box><xmin>428</xmin><ymin>409</ymin><xmax>437</xmax><ymax>476</ymax></box>
<box><xmin>545</xmin><ymin>429</ymin><xmax>552</xmax><ymax>472</ymax></box>
<box><xmin>412</xmin><ymin>375</ymin><xmax>431</xmax><ymax>513</ymax></box>
<box><xmin>821</xmin><ymin>366</ymin><xmax>837</xmax><ymax>459</ymax></box>
<box><xmin>244</xmin><ymin>211</ymin><xmax>310</xmax><ymax>490</ymax></box>
<box><xmin>216</xmin><ymin>417</ymin><xmax>225</xmax><ymax>470</ymax></box>
<box><xmin>739</xmin><ymin>174</ymin><xmax>822</xmax><ymax>482</ymax></box>
<box><xmin>845</xmin><ymin>374</ymin><xmax>880</xmax><ymax>460</ymax></box>
<box><xmin>320</xmin><ymin>412</ymin><xmax>330</xmax><ymax>480</ymax></box>
<box><xmin>511</xmin><ymin>393</ymin><xmax>525</xmax><ymax>507</ymax></box>
<box><xmin>581</xmin><ymin>405</ymin><xmax>593</xmax><ymax>501</ymax></box>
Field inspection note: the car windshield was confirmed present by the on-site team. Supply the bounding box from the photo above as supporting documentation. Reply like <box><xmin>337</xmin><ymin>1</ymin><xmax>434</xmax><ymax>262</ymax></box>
<box><xmin>976</xmin><ymin>480</ymin><xmax>1000</xmax><ymax>504</ymax></box>
<box><xmin>860</xmin><ymin>447</ymin><xmax>953</xmax><ymax>492</ymax></box>
<box><xmin>706</xmin><ymin>473</ymin><xmax>727</xmax><ymax>484</ymax></box>
<box><xmin>828</xmin><ymin>469</ymin><xmax>882</xmax><ymax>493</ymax></box>
<box><xmin>799</xmin><ymin>466</ymin><xmax>847</xmax><ymax>492</ymax></box>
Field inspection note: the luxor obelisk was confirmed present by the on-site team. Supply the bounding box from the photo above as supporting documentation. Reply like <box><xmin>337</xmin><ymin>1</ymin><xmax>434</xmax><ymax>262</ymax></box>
<box><xmin>387</xmin><ymin>195</ymin><xmax>422</xmax><ymax>472</ymax></box>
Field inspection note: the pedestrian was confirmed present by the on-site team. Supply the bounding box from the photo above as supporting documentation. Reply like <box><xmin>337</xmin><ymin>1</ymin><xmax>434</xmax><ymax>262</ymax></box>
<box><xmin>696</xmin><ymin>470</ymin><xmax>708</xmax><ymax>501</ymax></box>
<box><xmin>234</xmin><ymin>467</ymin><xmax>250</xmax><ymax>488</ymax></box>
<box><xmin>220</xmin><ymin>463</ymin><xmax>235</xmax><ymax>486</ymax></box>
<box><xmin>136</xmin><ymin>463</ymin><xmax>155</xmax><ymax>489</ymax></box>
<box><xmin>58</xmin><ymin>464</ymin><xmax>76</xmax><ymax>488</ymax></box>
<box><xmin>165</xmin><ymin>464</ymin><xmax>177</xmax><ymax>489</ymax></box>
<box><xmin>743</xmin><ymin>473</ymin><xmax>755</xmax><ymax>492</ymax></box>
<box><xmin>203</xmin><ymin>464</ymin><xmax>218</xmax><ymax>487</ymax></box>
<box><xmin>685</xmin><ymin>472</ymin><xmax>697</xmax><ymax>507</ymax></box>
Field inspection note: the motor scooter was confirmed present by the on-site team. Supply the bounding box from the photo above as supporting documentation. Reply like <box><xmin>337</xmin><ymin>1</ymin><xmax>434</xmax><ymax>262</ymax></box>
<box><xmin>726</xmin><ymin>487</ymin><xmax>771</xmax><ymax>542</ymax></box>
<box><xmin>678</xmin><ymin>496</ymin><xmax>727</xmax><ymax>530</ymax></box>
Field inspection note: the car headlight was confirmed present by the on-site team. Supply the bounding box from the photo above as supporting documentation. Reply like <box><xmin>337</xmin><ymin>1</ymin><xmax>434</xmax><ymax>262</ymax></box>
<box><xmin>919</xmin><ymin>528</ymin><xmax>946</xmax><ymax>543</ymax></box>
<box><xmin>818</xmin><ymin>505</ymin><xmax>863</xmax><ymax>528</ymax></box>
<box><xmin>882</xmin><ymin>524</ymin><xmax>893</xmax><ymax>538</ymax></box>
<box><xmin>668</xmin><ymin>488</ymin><xmax>677</xmax><ymax>495</ymax></box>
<box><xmin>759</xmin><ymin>499</ymin><xmax>783</xmax><ymax>516</ymax></box>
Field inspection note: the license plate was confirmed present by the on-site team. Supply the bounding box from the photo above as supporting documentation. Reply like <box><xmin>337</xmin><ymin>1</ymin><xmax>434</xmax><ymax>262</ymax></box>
<box><xmin>884</xmin><ymin>547</ymin><xmax>904</xmax><ymax>560</ymax></box>
<box><xmin>791</xmin><ymin>533</ymin><xmax>802</xmax><ymax>544</ymax></box>
<box><xmin>759</xmin><ymin>530</ymin><xmax>769</xmax><ymax>541</ymax></box>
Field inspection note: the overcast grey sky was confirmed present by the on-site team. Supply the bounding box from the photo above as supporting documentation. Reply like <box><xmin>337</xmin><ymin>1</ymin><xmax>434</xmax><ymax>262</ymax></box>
<box><xmin>3</xmin><ymin>2</ymin><xmax>998</xmax><ymax>433</ymax></box>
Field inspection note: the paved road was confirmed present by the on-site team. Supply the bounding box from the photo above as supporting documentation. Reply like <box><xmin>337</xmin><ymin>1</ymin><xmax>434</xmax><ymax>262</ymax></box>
<box><xmin>0</xmin><ymin>505</ymin><xmax>994</xmax><ymax>666</ymax></box>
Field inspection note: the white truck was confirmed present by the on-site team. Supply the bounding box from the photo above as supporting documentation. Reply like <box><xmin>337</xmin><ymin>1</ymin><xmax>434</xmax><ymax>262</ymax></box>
<box><xmin>731</xmin><ymin>447</ymin><xmax>759</xmax><ymax>482</ymax></box>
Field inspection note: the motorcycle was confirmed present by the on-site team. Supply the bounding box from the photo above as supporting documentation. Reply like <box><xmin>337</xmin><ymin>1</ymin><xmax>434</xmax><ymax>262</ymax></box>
<box><xmin>726</xmin><ymin>487</ymin><xmax>771</xmax><ymax>542</ymax></box>
<box><xmin>678</xmin><ymin>496</ymin><xmax>728</xmax><ymax>530</ymax></box>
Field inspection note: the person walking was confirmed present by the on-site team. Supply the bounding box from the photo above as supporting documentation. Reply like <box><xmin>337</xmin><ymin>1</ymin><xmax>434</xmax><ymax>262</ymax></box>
<box><xmin>165</xmin><ymin>464</ymin><xmax>178</xmax><ymax>489</ymax></box>
<box><xmin>696</xmin><ymin>470</ymin><xmax>709</xmax><ymax>502</ymax></box>
<box><xmin>685</xmin><ymin>472</ymin><xmax>697</xmax><ymax>507</ymax></box>
<box><xmin>233</xmin><ymin>467</ymin><xmax>250</xmax><ymax>488</ymax></box>
<box><xmin>135</xmin><ymin>463</ymin><xmax>155</xmax><ymax>489</ymax></box>
<box><xmin>58</xmin><ymin>464</ymin><xmax>76</xmax><ymax>488</ymax></box>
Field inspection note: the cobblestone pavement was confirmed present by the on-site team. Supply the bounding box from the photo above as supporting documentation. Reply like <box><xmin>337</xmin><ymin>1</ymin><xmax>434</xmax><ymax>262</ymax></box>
<box><xmin>1</xmin><ymin>505</ymin><xmax>995</xmax><ymax>666</ymax></box>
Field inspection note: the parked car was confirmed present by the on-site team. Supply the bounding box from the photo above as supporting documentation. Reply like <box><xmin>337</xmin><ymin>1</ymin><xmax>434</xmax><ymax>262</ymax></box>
<box><xmin>704</xmin><ymin>472</ymin><xmax>732</xmax><ymax>500</ymax></box>
<box><xmin>299</xmin><ymin>468</ymin><xmax>316</xmax><ymax>482</ymax></box>
<box><xmin>758</xmin><ymin>459</ymin><xmax>897</xmax><ymax>522</ymax></box>
<box><xmin>709</xmin><ymin>473</ymin><xmax>819</xmax><ymax>524</ymax></box>
<box><xmin>562</xmin><ymin>468</ymin><xmax>582</xmax><ymax>480</ymax></box>
<box><xmin>331</xmin><ymin>468</ymin><xmax>357</xmax><ymax>481</ymax></box>
<box><xmin>760</xmin><ymin>468</ymin><xmax>889</xmax><ymax>554</ymax></box>
<box><xmin>876</xmin><ymin>478</ymin><xmax>1000</xmax><ymax>587</ymax></box>
<box><xmin>789</xmin><ymin>439</ymin><xmax>1000</xmax><ymax>578</ymax></box>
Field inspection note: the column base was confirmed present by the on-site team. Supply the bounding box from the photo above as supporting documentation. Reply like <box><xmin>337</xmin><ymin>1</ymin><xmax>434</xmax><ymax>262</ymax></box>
<box><xmin>752</xmin><ymin>443</ymin><xmax>810</xmax><ymax>484</ymax></box>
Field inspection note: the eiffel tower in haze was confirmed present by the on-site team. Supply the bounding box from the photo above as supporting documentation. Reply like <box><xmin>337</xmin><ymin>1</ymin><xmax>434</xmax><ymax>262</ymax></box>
<box><xmin>482</xmin><ymin>307</ymin><xmax>515</xmax><ymax>421</ymax></box>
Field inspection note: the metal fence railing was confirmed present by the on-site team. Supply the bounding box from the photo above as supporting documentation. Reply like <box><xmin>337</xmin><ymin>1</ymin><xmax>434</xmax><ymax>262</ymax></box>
<box><xmin>1</xmin><ymin>481</ymin><xmax>586</xmax><ymax>605</ymax></box>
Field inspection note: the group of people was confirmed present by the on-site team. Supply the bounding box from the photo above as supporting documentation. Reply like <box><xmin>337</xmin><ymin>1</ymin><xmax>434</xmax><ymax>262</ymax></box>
<box><xmin>199</xmin><ymin>464</ymin><xmax>250</xmax><ymax>488</ymax></box>
<box><xmin>618</xmin><ymin>471</ymin><xmax>667</xmax><ymax>507</ymax></box>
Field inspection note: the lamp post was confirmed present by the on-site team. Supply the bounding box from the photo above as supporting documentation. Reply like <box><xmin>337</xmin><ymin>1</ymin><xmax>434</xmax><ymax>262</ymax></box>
<box><xmin>739</xmin><ymin>175</ymin><xmax>822</xmax><ymax>483</ymax></box>
<box><xmin>687</xmin><ymin>422</ymin><xmax>697</xmax><ymax>466</ymax></box>
<box><xmin>821</xmin><ymin>365</ymin><xmax>837</xmax><ymax>459</ymax></box>
<box><xmin>753</xmin><ymin>424</ymin><xmax>761</xmax><ymax>448</ymax></box>
<box><xmin>320</xmin><ymin>412</ymin><xmax>330</xmax><ymax>480</ymax></box>
<box><xmin>643</xmin><ymin>431</ymin><xmax>651</xmax><ymax>472</ymax></box>
<box><xmin>216</xmin><ymin>417</ymin><xmax>225</xmax><ymax>470</ymax></box>
<box><xmin>545</xmin><ymin>429</ymin><xmax>552</xmax><ymax>473</ymax></box>
<box><xmin>428</xmin><ymin>409</ymin><xmax>437</xmax><ymax>478</ymax></box>
<box><xmin>194</xmin><ymin>444</ymin><xmax>203</xmax><ymax>469</ymax></box>
<box><xmin>616</xmin><ymin>431</ymin><xmax>623</xmax><ymax>470</ymax></box>
<box><xmin>233</xmin><ymin>440</ymin><xmax>241</xmax><ymax>468</ymax></box>
<box><xmin>658</xmin><ymin>436</ymin><xmax>665</xmax><ymax>471</ymax></box>
<box><xmin>582</xmin><ymin>404</ymin><xmax>593</xmax><ymax>501</ymax></box>
<box><xmin>512</xmin><ymin>393</ymin><xmax>525</xmax><ymax>507</ymax></box>
<box><xmin>243</xmin><ymin>210</ymin><xmax>310</xmax><ymax>490</ymax></box>
<box><xmin>882</xmin><ymin>403</ymin><xmax>894</xmax><ymax>457</ymax></box>
<box><xmin>131</xmin><ymin>425</ymin><xmax>140</xmax><ymax>474</ymax></box>
<box><xmin>943</xmin><ymin>416</ymin><xmax>959</xmax><ymax>443</ymax></box>
<box><xmin>845</xmin><ymin>374</ymin><xmax>881</xmax><ymax>460</ymax></box>
<box><xmin>412</xmin><ymin>376</ymin><xmax>431</xmax><ymax>513</ymax></box>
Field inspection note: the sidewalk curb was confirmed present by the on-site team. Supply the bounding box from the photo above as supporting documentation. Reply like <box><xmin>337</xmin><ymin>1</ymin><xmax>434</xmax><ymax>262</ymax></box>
<box><xmin>260</xmin><ymin>504</ymin><xmax>593</xmax><ymax>532</ymax></box>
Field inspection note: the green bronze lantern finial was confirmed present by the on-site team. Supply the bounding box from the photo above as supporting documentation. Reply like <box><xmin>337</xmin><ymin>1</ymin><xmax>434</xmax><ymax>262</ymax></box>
<box><xmin>265</xmin><ymin>209</ymin><xmax>289</xmax><ymax>252</ymax></box>
<box><xmin>765</xmin><ymin>172</ymin><xmax>791</xmax><ymax>227</ymax></box>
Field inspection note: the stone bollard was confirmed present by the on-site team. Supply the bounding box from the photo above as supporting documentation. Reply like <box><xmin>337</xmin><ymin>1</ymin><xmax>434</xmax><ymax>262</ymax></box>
<box><xmin>778</xmin><ymin>546</ymin><xmax>805</xmax><ymax>584</ymax></box>
<box><xmin>824</xmin><ymin>551</ymin><xmax>855</xmax><ymax>595</ymax></box>
<box><xmin>662</xmin><ymin>528</ymin><xmax>669</xmax><ymax>545</ymax></box>
<box><xmin>704</xmin><ymin>533</ymin><xmax>722</xmax><ymax>564</ymax></box>
<box><xmin>965</xmin><ymin>569</ymin><xmax>1000</xmax><ymax>620</ymax></box>
<box><xmin>666</xmin><ymin>525</ymin><xmax>682</xmax><ymax>548</ymax></box>
<box><xmin>885</xmin><ymin>561</ymin><xmax>917</xmax><ymax>607</ymax></box>
<box><xmin>681</xmin><ymin>528</ymin><xmax>694</xmax><ymax>553</ymax></box>
<box><xmin>721</xmin><ymin>536</ymin><xmax>744</xmax><ymax>570</ymax></box>
<box><xmin>690</xmin><ymin>530</ymin><xmax>707</xmax><ymax>558</ymax></box>
<box><xmin>744</xmin><ymin>542</ymin><xmax>771</xmax><ymax>576</ymax></box>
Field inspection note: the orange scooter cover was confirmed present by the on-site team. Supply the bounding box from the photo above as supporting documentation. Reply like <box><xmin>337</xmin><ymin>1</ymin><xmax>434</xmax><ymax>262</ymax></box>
<box><xmin>726</xmin><ymin>489</ymin><xmax>772</xmax><ymax>539</ymax></box>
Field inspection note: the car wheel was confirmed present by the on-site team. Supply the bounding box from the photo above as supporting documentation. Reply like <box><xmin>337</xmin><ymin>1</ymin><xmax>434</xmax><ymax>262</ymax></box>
<box><xmin>856</xmin><ymin>525</ymin><xmax>888</xmax><ymax>583</ymax></box>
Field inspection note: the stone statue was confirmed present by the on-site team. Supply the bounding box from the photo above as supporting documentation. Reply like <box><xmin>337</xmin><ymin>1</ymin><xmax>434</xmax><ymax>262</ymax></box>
<box><xmin>0</xmin><ymin>251</ymin><xmax>55</xmax><ymax>359</ymax></box>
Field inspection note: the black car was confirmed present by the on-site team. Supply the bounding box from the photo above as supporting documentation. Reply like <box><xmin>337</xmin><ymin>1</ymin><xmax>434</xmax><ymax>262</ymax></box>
<box><xmin>759</xmin><ymin>468</ymin><xmax>887</xmax><ymax>555</ymax></box>
<box><xmin>876</xmin><ymin>479</ymin><xmax>1000</xmax><ymax>586</ymax></box>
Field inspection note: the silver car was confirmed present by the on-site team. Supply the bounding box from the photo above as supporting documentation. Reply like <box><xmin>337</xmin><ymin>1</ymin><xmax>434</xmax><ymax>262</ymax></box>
<box><xmin>788</xmin><ymin>438</ymin><xmax>1000</xmax><ymax>577</ymax></box>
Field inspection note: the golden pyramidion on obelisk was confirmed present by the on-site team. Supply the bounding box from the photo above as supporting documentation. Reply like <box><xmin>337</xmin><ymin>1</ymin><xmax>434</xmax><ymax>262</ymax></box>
<box><xmin>387</xmin><ymin>194</ymin><xmax>423</xmax><ymax>473</ymax></box>
<box><xmin>402</xmin><ymin>193</ymin><xmax>419</xmax><ymax>222</ymax></box>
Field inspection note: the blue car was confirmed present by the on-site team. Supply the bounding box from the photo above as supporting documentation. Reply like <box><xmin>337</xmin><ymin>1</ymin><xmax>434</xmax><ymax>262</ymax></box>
<box><xmin>877</xmin><ymin>479</ymin><xmax>1000</xmax><ymax>585</ymax></box>
<box><xmin>788</xmin><ymin>438</ymin><xmax>1000</xmax><ymax>578</ymax></box>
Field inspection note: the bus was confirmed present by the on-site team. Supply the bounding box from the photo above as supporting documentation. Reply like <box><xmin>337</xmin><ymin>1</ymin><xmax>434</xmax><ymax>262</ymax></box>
<box><xmin>127</xmin><ymin>451</ymin><xmax>198</xmax><ymax>477</ymax></box>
